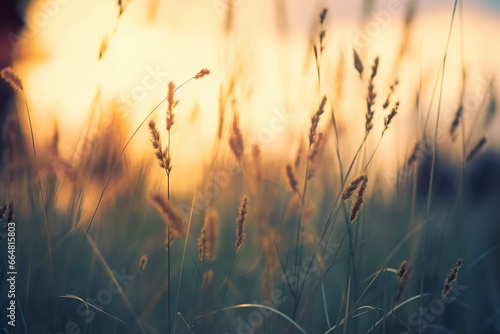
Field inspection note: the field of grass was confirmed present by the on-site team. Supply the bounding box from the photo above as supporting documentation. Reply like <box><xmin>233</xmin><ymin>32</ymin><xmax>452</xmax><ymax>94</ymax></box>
<box><xmin>1</xmin><ymin>0</ymin><xmax>500</xmax><ymax>333</ymax></box>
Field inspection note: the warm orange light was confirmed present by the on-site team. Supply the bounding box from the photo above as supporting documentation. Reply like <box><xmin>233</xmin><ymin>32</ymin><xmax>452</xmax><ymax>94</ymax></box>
<box><xmin>13</xmin><ymin>0</ymin><xmax>500</xmax><ymax>196</ymax></box>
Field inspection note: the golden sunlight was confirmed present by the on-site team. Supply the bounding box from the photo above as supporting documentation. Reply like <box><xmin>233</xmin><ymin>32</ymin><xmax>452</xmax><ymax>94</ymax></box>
<box><xmin>15</xmin><ymin>1</ymin><xmax>500</xmax><ymax>195</ymax></box>
<box><xmin>2</xmin><ymin>1</ymin><xmax>500</xmax><ymax>333</ymax></box>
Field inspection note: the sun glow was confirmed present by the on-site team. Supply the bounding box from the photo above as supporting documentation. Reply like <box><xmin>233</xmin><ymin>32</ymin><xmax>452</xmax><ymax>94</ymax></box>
<box><xmin>14</xmin><ymin>0</ymin><xmax>500</xmax><ymax>195</ymax></box>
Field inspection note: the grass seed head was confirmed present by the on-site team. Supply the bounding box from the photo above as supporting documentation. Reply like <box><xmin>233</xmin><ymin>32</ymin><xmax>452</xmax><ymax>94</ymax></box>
<box><xmin>466</xmin><ymin>136</ymin><xmax>487</xmax><ymax>163</ymax></box>
<box><xmin>194</xmin><ymin>68</ymin><xmax>210</xmax><ymax>79</ymax></box>
<box><xmin>285</xmin><ymin>163</ymin><xmax>299</xmax><ymax>195</ymax></box>
<box><xmin>406</xmin><ymin>141</ymin><xmax>422</xmax><ymax>169</ymax></box>
<box><xmin>309</xmin><ymin>96</ymin><xmax>327</xmax><ymax>145</ymax></box>
<box><xmin>148</xmin><ymin>120</ymin><xmax>171</xmax><ymax>173</ymax></box>
<box><xmin>383</xmin><ymin>101</ymin><xmax>400</xmax><ymax>134</ymax></box>
<box><xmin>151</xmin><ymin>194</ymin><xmax>185</xmax><ymax>250</ymax></box>
<box><xmin>397</xmin><ymin>260</ymin><xmax>408</xmax><ymax>278</ymax></box>
<box><xmin>198</xmin><ymin>208</ymin><xmax>219</xmax><ymax>262</ymax></box>
<box><xmin>294</xmin><ymin>142</ymin><xmax>304</xmax><ymax>170</ymax></box>
<box><xmin>450</xmin><ymin>105</ymin><xmax>463</xmax><ymax>141</ymax></box>
<box><xmin>1</xmin><ymin>67</ymin><xmax>23</xmax><ymax>91</ymax></box>
<box><xmin>166</xmin><ymin>81</ymin><xmax>178</xmax><ymax>131</ymax></box>
<box><xmin>383</xmin><ymin>80</ymin><xmax>398</xmax><ymax>109</ymax></box>
<box><xmin>235</xmin><ymin>195</ymin><xmax>249</xmax><ymax>254</ymax></box>
<box><xmin>342</xmin><ymin>173</ymin><xmax>368</xmax><ymax>200</ymax></box>
<box><xmin>395</xmin><ymin>260</ymin><xmax>410</xmax><ymax>303</ymax></box>
<box><xmin>308</xmin><ymin>132</ymin><xmax>325</xmax><ymax>180</ymax></box>
<box><xmin>320</xmin><ymin>8</ymin><xmax>328</xmax><ymax>24</ymax></box>
<box><xmin>350</xmin><ymin>177</ymin><xmax>368</xmax><ymax>222</ymax></box>
<box><xmin>442</xmin><ymin>258</ymin><xmax>463</xmax><ymax>297</ymax></box>
<box><xmin>365</xmin><ymin>57</ymin><xmax>379</xmax><ymax>133</ymax></box>
<box><xmin>353</xmin><ymin>49</ymin><xmax>364</xmax><ymax>77</ymax></box>
<box><xmin>229</xmin><ymin>114</ymin><xmax>244</xmax><ymax>161</ymax></box>
<box><xmin>371</xmin><ymin>56</ymin><xmax>379</xmax><ymax>80</ymax></box>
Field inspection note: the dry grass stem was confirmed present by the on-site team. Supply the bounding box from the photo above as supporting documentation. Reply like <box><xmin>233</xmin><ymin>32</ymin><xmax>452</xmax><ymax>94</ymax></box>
<box><xmin>229</xmin><ymin>114</ymin><xmax>244</xmax><ymax>161</ymax></box>
<box><xmin>148</xmin><ymin>120</ymin><xmax>171</xmax><ymax>173</ymax></box>
<box><xmin>370</xmin><ymin>57</ymin><xmax>379</xmax><ymax>80</ymax></box>
<box><xmin>342</xmin><ymin>173</ymin><xmax>368</xmax><ymax>200</ymax></box>
<box><xmin>166</xmin><ymin>81</ymin><xmax>178</xmax><ymax>132</ymax></box>
<box><xmin>353</xmin><ymin>49</ymin><xmax>364</xmax><ymax>77</ymax></box>
<box><xmin>406</xmin><ymin>141</ymin><xmax>422</xmax><ymax>169</ymax></box>
<box><xmin>397</xmin><ymin>260</ymin><xmax>408</xmax><ymax>279</ymax></box>
<box><xmin>366</xmin><ymin>56</ymin><xmax>379</xmax><ymax>133</ymax></box>
<box><xmin>151</xmin><ymin>193</ymin><xmax>185</xmax><ymax>249</ymax></box>
<box><xmin>307</xmin><ymin>132</ymin><xmax>324</xmax><ymax>180</ymax></box>
<box><xmin>235</xmin><ymin>195</ymin><xmax>249</xmax><ymax>253</ymax></box>
<box><xmin>98</xmin><ymin>34</ymin><xmax>108</xmax><ymax>60</ymax></box>
<box><xmin>308</xmin><ymin>132</ymin><xmax>324</xmax><ymax>164</ymax></box>
<box><xmin>285</xmin><ymin>163</ymin><xmax>300</xmax><ymax>195</ymax></box>
<box><xmin>309</xmin><ymin>96</ymin><xmax>327</xmax><ymax>145</ymax></box>
<box><xmin>442</xmin><ymin>258</ymin><xmax>463</xmax><ymax>297</ymax></box>
<box><xmin>198</xmin><ymin>208</ymin><xmax>219</xmax><ymax>262</ymax></box>
<box><xmin>383</xmin><ymin>101</ymin><xmax>400</xmax><ymax>134</ymax></box>
<box><xmin>350</xmin><ymin>177</ymin><xmax>368</xmax><ymax>222</ymax></box>
<box><xmin>319</xmin><ymin>8</ymin><xmax>327</xmax><ymax>24</ymax></box>
<box><xmin>294</xmin><ymin>142</ymin><xmax>304</xmax><ymax>170</ymax></box>
<box><xmin>194</xmin><ymin>68</ymin><xmax>211</xmax><ymax>79</ymax></box>
<box><xmin>466</xmin><ymin>136</ymin><xmax>487</xmax><ymax>163</ymax></box>
<box><xmin>1</xmin><ymin>67</ymin><xmax>23</xmax><ymax>91</ymax></box>
<box><xmin>313</xmin><ymin>8</ymin><xmax>328</xmax><ymax>81</ymax></box>
<box><xmin>395</xmin><ymin>260</ymin><xmax>410</xmax><ymax>302</ymax></box>
<box><xmin>383</xmin><ymin>80</ymin><xmax>399</xmax><ymax>109</ymax></box>
<box><xmin>450</xmin><ymin>105</ymin><xmax>463</xmax><ymax>141</ymax></box>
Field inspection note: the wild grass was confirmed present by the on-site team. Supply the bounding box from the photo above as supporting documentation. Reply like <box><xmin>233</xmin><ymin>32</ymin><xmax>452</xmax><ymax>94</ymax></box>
<box><xmin>1</xmin><ymin>1</ymin><xmax>499</xmax><ymax>334</ymax></box>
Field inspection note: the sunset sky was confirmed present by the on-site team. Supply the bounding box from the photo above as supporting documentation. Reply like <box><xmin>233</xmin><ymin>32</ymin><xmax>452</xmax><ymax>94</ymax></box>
<box><xmin>10</xmin><ymin>0</ymin><xmax>500</xmax><ymax>192</ymax></box>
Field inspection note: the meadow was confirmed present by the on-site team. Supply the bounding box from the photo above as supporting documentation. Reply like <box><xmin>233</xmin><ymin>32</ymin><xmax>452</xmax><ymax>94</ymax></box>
<box><xmin>1</xmin><ymin>0</ymin><xmax>500</xmax><ymax>333</ymax></box>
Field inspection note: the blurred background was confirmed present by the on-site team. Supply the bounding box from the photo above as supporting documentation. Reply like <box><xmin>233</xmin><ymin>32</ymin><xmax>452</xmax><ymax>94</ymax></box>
<box><xmin>1</xmin><ymin>0</ymin><xmax>500</xmax><ymax>333</ymax></box>
<box><xmin>2</xmin><ymin>0</ymin><xmax>499</xmax><ymax>193</ymax></box>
